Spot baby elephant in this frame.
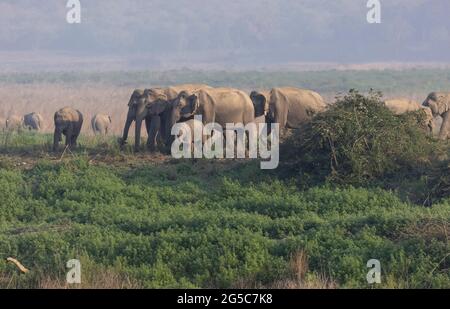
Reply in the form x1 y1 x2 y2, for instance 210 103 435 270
24 112 44 131
91 114 112 135
53 107 84 151
5 115 23 131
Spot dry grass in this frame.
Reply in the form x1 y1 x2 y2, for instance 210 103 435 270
0 263 141 289
0 82 428 137
399 218 449 242
233 250 337 289
271 251 337 289
0 83 133 135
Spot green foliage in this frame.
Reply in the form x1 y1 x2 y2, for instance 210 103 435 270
0 158 448 288
282 90 440 186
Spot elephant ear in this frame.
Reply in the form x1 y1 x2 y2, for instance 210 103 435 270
436 93 450 114
128 89 144 106
182 94 199 117
148 98 167 115
250 91 268 118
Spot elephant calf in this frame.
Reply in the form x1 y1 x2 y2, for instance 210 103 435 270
91 114 112 135
24 112 44 131
5 115 23 131
53 107 84 151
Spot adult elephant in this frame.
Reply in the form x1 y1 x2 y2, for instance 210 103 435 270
91 114 112 135
422 92 450 140
24 112 44 131
53 107 83 151
169 88 255 130
384 99 435 134
5 115 23 131
252 87 327 132
250 90 270 124
120 84 211 152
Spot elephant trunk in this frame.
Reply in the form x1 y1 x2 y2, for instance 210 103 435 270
169 108 181 137
135 118 143 152
121 112 134 145
53 127 62 151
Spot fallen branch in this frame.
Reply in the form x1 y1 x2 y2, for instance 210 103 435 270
6 257 29 273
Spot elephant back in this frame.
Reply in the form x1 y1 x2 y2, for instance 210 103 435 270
384 99 421 115
269 87 326 127
55 107 82 123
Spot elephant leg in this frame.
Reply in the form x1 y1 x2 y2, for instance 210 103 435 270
71 134 79 149
53 128 62 151
65 127 73 148
439 111 450 140
147 116 161 152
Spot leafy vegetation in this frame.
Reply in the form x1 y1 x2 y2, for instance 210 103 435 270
0 89 449 289
0 152 448 288
281 90 449 205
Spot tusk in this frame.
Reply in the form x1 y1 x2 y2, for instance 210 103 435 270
7 257 29 273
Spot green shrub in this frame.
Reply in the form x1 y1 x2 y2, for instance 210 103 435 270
281 90 439 186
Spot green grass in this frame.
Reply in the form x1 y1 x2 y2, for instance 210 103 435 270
0 131 449 288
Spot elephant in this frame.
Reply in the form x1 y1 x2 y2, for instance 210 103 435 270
23 112 44 131
91 114 112 135
250 90 270 125
169 87 255 130
53 107 84 151
120 84 211 152
5 115 23 131
252 87 327 132
384 99 435 134
422 92 450 140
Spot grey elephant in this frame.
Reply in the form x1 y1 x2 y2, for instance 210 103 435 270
384 99 435 134
169 88 255 131
120 84 211 152
422 92 450 139
250 90 270 125
91 114 112 135
251 87 327 132
24 112 44 131
53 107 84 151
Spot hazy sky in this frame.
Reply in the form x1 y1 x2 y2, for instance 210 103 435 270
0 0 449 69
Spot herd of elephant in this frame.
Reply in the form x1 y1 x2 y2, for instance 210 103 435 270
4 84 450 152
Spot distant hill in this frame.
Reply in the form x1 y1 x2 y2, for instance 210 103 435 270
1 0 450 70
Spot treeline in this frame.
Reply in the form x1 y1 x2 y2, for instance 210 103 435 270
1 69 450 94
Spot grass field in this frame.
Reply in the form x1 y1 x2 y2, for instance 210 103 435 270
0 71 449 289
0 129 449 289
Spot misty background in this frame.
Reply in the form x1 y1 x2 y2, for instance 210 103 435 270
0 0 449 71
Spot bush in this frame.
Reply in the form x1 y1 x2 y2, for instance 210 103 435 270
281 90 439 186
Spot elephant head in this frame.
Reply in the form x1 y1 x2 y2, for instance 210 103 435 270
422 92 450 139
250 91 269 119
120 89 144 146
423 92 449 117
121 88 170 151
169 91 200 131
